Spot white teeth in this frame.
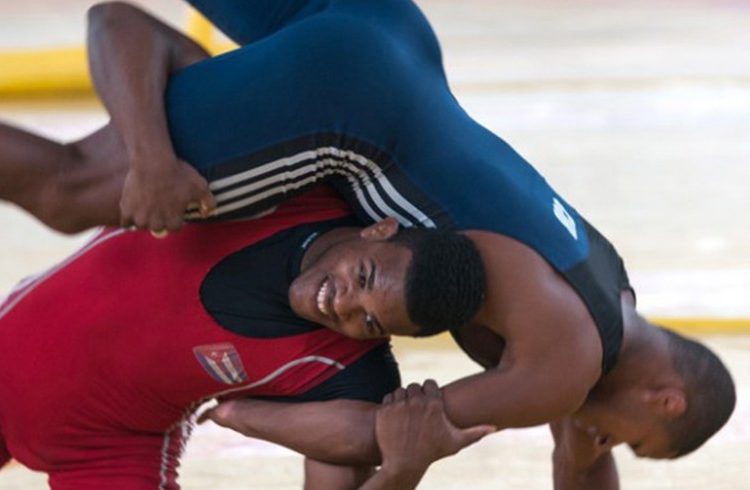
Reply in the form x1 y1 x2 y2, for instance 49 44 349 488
317 280 330 316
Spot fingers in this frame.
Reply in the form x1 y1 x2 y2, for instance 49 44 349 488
143 211 182 235
383 380 440 406
422 379 440 399
164 213 184 233
385 383 423 405
118 203 137 230
391 387 407 403
122 214 162 233
119 202 169 234
120 205 183 238
406 382 423 399
118 161 212 235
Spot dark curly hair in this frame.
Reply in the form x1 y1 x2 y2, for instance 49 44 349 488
389 229 486 337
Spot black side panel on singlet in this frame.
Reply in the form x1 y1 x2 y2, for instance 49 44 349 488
200 216 358 338
289 343 401 403
200 216 400 403
561 220 632 374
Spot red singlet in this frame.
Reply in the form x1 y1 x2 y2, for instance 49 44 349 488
0 187 382 489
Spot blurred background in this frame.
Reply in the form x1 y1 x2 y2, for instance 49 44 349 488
1 0 748 488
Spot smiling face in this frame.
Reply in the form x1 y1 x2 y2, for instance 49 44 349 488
288 220 421 340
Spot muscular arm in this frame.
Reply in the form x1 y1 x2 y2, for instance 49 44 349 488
550 419 620 490
210 338 593 466
209 260 601 469
304 458 423 490
214 381 493 490
304 459 375 490
87 2 215 230
210 399 380 465
87 2 207 167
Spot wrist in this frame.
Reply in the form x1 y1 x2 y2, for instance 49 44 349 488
124 133 176 170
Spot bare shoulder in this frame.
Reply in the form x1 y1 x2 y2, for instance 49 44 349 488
467 231 602 377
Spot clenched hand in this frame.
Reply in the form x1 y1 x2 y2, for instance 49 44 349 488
119 158 216 235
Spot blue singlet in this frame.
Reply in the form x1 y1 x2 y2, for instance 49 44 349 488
165 0 630 373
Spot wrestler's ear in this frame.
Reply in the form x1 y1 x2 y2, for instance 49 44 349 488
360 217 400 241
644 388 687 419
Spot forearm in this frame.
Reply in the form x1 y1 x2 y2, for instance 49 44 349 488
221 366 584 464
358 465 426 490
86 2 207 167
212 399 381 465
303 458 425 490
441 363 589 430
212 381 492 490
304 459 375 490
553 450 619 490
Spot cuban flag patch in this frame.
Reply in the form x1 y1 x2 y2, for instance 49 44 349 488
193 343 249 385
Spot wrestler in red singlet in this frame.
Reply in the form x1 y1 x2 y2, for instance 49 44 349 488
0 187 393 489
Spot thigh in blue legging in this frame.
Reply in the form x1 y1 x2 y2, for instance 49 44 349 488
166 4 453 227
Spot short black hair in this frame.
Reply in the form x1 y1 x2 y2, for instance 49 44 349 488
389 229 486 337
660 327 736 457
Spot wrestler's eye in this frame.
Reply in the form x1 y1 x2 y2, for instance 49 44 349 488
364 314 376 335
364 313 385 338
358 262 367 288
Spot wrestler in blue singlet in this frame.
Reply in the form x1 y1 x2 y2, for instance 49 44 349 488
165 0 630 373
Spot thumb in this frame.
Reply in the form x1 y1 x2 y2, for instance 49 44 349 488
457 424 497 449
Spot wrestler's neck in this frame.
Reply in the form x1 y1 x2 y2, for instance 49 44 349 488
594 303 674 393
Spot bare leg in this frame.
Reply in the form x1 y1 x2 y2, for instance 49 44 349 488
0 121 127 233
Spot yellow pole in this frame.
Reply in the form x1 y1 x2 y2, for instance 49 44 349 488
650 317 750 335
185 9 214 50
185 9 236 55
0 8 236 98
0 47 91 97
